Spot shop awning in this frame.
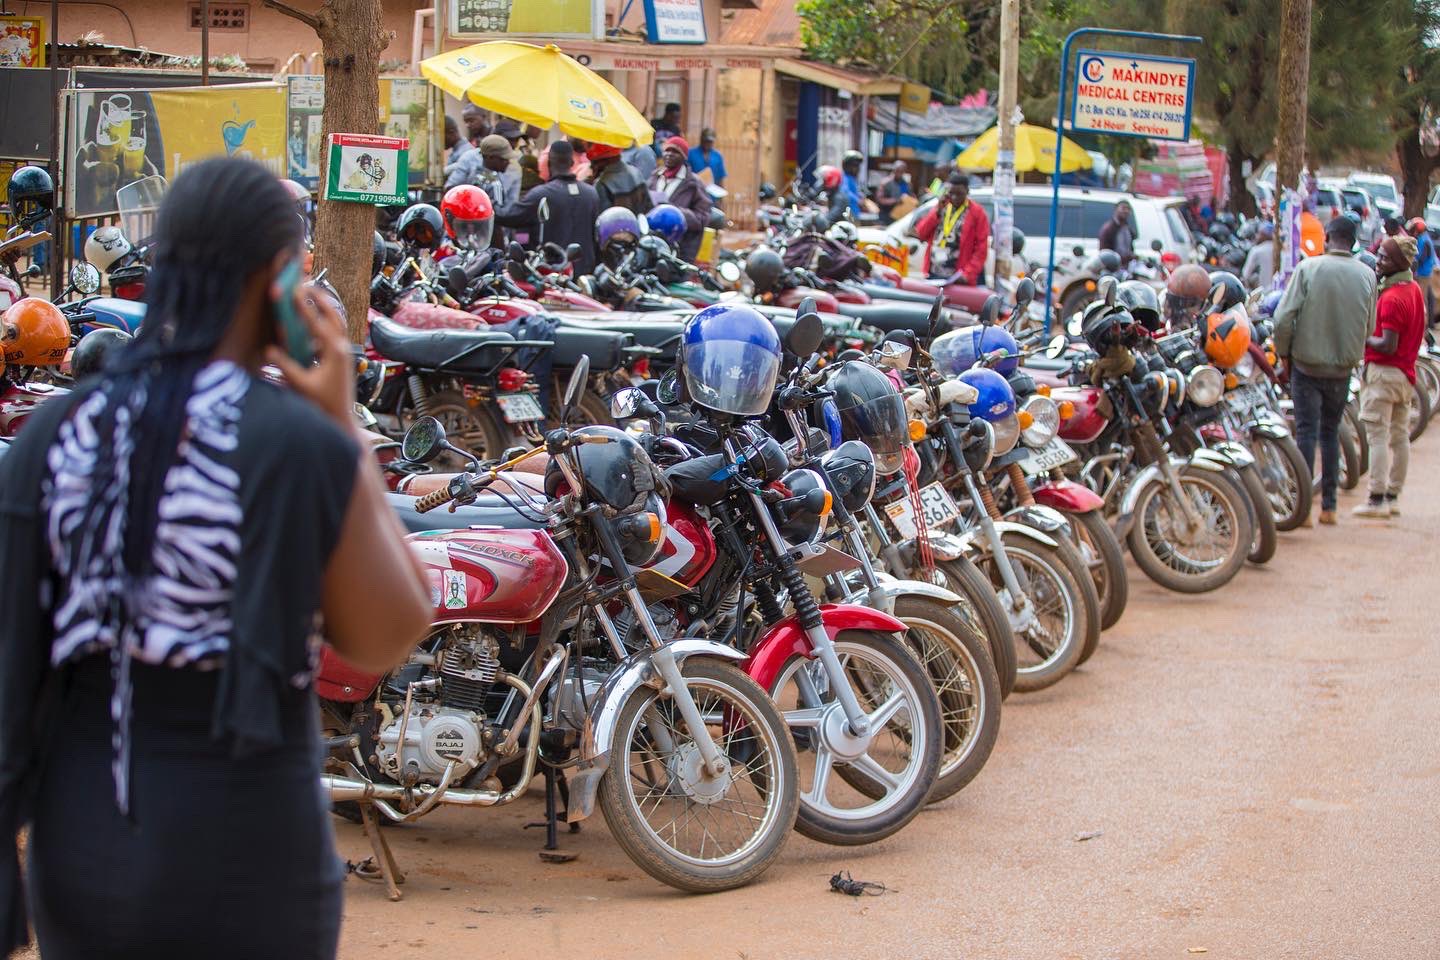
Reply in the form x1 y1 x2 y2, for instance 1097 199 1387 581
552 39 796 72
774 59 903 96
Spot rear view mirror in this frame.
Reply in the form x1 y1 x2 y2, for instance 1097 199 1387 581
538 196 551 223
978 294 1002 327
784 310 824 358
656 367 681 405
1151 238 1164 252
926 296 944 339
402 416 446 463
566 242 583 263
447 266 468 298
758 182 777 201
1013 277 1035 313
508 240 527 263
1072 244 1085 257
560 355 589 424
717 260 742 284
1045 334 1068 359
609 386 644 419
875 335 913 371
70 261 101 295
1066 314 1084 337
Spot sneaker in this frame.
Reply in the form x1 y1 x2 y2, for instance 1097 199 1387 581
1319 509 1338 525
1386 496 1400 516
1353 500 1391 519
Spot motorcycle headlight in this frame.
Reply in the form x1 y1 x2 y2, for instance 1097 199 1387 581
1020 395 1059 447
1187 364 1225 407
990 412 1020 456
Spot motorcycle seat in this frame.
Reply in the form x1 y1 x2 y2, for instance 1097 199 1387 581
832 301 949 335
854 283 940 305
86 296 147 334
550 325 633 370
387 492 544 534
370 315 520 375
1022 356 1074 373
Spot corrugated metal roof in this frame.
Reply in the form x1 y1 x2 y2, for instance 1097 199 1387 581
721 0 801 47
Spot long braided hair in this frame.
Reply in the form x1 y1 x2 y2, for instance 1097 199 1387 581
81 157 304 580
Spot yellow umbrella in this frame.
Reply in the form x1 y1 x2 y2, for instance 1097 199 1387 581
953 124 1092 174
421 42 653 148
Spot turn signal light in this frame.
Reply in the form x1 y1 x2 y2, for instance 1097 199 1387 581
819 490 834 517
1035 383 1051 396
641 512 663 543
908 419 927 441
1057 400 1075 420
356 357 369 374
1084 280 1097 292
1017 410 1035 430
1224 373 1239 390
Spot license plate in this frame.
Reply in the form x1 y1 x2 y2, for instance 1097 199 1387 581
1017 437 1077 473
1226 384 1266 413
497 393 545 423
883 482 961 540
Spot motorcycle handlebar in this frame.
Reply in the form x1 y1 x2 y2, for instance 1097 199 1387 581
414 485 453 514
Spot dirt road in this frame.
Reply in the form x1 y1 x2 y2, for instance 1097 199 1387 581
338 440 1440 960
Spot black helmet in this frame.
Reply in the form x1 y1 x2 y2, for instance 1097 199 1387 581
1080 301 1140 354
396 203 443 249
70 327 132 380
1208 222 1232 243
1010 228 1026 257
1115 280 1163 332
746 247 786 294
7 165 53 231
1206 271 1246 313
372 230 386 276
825 360 908 476
773 467 832 544
707 208 727 231
820 440 877 514
543 426 669 564
1096 249 1123 274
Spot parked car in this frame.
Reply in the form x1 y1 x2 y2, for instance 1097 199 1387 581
1346 171 1400 219
1319 179 1382 246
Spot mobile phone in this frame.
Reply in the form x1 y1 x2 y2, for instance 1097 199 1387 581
274 258 314 365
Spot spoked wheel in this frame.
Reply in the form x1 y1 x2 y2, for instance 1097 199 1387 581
770 630 941 846
1067 509 1129 637
1416 355 1440 413
1339 405 1365 489
1126 465 1252 593
598 659 798 892
931 558 1018 699
406 389 508 471
975 534 1088 693
1410 379 1432 442
1235 465 1278 565
890 596 1001 804
1249 432 1311 530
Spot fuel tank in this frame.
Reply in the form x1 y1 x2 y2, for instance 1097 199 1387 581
1052 385 1109 444
409 528 568 625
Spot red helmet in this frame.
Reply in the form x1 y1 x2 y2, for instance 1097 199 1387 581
441 184 495 251
815 165 842 191
1408 217 1428 236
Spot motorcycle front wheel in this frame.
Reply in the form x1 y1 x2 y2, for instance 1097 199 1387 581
1068 509 1129 638
1127 465 1252 594
769 630 941 846
599 659 798 893
975 534 1088 693
932 557 1019 699
1249 432 1311 530
890 595 1002 803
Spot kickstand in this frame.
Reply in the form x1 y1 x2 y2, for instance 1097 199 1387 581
357 802 406 901
524 766 580 862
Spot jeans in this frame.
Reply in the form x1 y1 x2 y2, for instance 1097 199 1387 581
1359 363 1412 499
1291 368 1351 511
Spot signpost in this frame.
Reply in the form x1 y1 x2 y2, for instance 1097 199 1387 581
1042 29 1202 334
642 0 707 44
323 134 409 206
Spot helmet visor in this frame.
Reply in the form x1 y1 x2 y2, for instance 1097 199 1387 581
451 218 494 251
683 339 780 415
842 393 908 462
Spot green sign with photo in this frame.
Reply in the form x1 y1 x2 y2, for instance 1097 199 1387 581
322 133 408 205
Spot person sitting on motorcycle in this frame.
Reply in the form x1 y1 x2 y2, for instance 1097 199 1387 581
839 150 866 217
813 165 849 226
912 172 990 287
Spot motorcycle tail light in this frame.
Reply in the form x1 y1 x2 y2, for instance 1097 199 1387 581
114 282 145 300
632 356 650 379
497 368 530 392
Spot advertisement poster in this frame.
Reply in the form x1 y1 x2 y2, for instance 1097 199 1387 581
323 134 408 205
448 0 597 38
0 16 44 68
70 84 285 218
286 76 433 191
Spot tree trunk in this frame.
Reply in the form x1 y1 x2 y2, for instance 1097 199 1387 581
1396 130 1437 220
266 0 388 342
1274 0 1311 281
1227 150 1257 216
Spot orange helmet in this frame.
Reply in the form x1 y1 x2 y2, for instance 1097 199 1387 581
2 298 69 367
1202 307 1251 369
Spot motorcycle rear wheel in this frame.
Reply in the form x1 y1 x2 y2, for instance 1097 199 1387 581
770 630 941 846
890 596 1002 803
1235 465 1278 565
1053 535 1103 664
1068 509 1129 638
598 659 798 893
933 558 1019 700
1127 465 1251 594
408 388 508 469
975 535 1088 693
1250 433 1311 530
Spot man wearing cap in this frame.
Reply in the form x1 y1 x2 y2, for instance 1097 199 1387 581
478 134 519 246
647 136 712 261
1354 233 1426 518
495 140 600 273
589 142 651 214
1406 217 1436 322
1241 220 1275 290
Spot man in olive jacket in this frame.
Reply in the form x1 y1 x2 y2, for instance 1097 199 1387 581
1272 215 1377 524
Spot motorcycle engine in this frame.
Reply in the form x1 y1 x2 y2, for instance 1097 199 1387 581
374 628 504 783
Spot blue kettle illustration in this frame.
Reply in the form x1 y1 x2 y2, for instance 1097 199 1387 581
222 118 255 156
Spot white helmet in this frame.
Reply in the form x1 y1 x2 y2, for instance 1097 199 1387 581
84 225 132 272
826 220 858 245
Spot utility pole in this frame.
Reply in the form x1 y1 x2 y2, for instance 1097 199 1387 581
1273 0 1311 284
992 0 1019 290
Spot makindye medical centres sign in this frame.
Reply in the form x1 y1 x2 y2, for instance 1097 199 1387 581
1070 50 1194 141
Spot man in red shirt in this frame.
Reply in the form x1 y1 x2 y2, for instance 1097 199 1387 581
913 172 990 286
1355 233 1426 518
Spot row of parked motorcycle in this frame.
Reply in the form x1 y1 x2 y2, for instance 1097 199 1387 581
0 164 1431 895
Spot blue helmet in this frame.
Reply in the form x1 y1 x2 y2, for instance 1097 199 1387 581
957 368 1016 422
646 203 686 245
1257 289 1284 318
931 324 1020 377
680 304 781 416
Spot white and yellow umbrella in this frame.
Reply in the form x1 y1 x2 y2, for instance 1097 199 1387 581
421 41 653 148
